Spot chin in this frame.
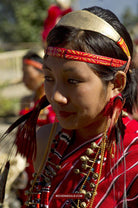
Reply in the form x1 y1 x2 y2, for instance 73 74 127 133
58 119 76 130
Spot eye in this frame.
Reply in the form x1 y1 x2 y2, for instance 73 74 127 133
68 79 81 84
45 76 54 82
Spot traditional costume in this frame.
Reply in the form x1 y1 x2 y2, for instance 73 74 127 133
0 9 138 208
26 115 138 208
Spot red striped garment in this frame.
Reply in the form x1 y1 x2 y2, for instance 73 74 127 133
29 116 138 208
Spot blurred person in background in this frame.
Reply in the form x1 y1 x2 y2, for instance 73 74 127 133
41 0 72 48
20 50 56 125
11 51 56 208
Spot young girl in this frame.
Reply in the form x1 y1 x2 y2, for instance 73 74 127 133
1 6 138 208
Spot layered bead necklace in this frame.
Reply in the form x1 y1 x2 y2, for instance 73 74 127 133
25 122 114 208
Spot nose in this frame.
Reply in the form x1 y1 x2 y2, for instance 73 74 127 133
51 86 68 104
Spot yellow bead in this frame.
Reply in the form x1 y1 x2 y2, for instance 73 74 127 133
91 142 99 149
80 155 88 162
74 169 80 174
86 148 94 155
79 189 86 195
93 172 99 179
90 183 96 188
86 191 92 199
80 201 87 208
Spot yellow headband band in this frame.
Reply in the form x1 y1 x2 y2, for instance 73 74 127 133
57 10 130 59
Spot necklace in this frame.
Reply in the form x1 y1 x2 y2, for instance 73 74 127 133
25 124 113 208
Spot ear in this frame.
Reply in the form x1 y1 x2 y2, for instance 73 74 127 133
112 71 126 97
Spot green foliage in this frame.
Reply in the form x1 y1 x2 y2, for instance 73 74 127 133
0 82 20 116
0 0 55 43
122 7 138 28
0 96 20 117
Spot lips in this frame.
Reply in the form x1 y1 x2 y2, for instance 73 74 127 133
58 111 76 118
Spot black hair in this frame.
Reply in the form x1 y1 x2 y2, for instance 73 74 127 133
46 6 137 114
23 50 43 65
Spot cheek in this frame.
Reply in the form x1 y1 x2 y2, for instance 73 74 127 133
44 82 52 101
73 84 107 113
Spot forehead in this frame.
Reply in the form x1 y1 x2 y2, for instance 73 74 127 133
44 55 94 74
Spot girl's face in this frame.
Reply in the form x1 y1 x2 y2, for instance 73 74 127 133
43 55 114 134
22 64 43 91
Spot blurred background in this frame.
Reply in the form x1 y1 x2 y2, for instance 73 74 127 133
0 0 137 207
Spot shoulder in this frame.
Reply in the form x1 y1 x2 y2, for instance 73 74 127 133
34 123 61 172
122 115 138 150
123 115 138 135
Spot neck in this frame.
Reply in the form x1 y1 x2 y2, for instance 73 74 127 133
75 116 109 145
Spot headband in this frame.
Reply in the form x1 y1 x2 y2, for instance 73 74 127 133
46 47 127 68
23 59 43 72
46 10 131 72
57 10 130 58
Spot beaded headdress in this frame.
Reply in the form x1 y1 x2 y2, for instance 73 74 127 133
46 10 131 72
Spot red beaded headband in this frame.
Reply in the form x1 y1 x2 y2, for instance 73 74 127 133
23 59 43 71
46 46 127 68
46 10 131 72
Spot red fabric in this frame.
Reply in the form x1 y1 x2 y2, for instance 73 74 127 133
19 103 56 207
48 117 138 207
19 104 56 126
27 116 138 207
42 5 72 42
19 159 34 208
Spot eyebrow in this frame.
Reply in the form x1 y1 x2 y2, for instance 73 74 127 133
43 63 51 71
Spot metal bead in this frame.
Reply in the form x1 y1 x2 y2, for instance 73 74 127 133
80 155 88 162
90 183 96 188
82 163 92 170
80 201 87 208
86 148 94 155
48 160 61 169
56 165 61 169
80 155 94 163
74 168 87 176
24 201 34 206
91 142 99 149
86 191 92 199
74 169 80 174
93 172 99 179
79 189 86 195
